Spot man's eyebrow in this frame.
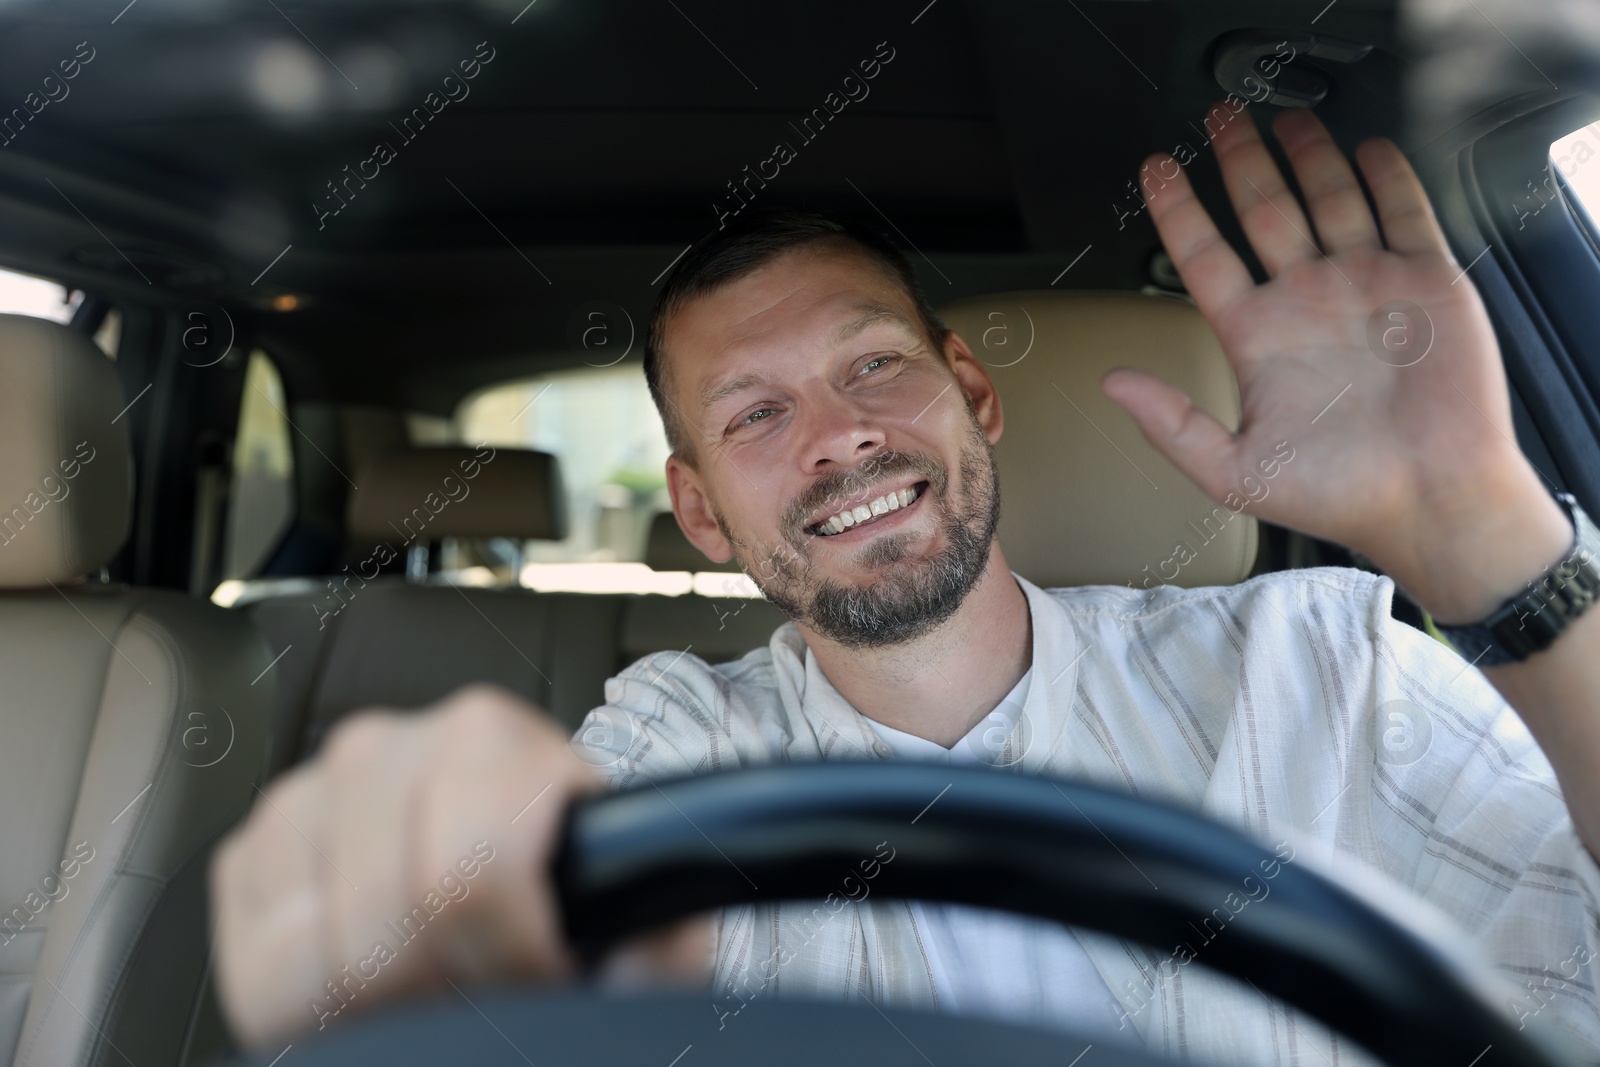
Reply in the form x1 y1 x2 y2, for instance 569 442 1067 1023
700 372 770 412
830 303 920 345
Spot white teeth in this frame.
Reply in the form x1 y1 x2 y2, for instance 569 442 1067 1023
815 483 924 535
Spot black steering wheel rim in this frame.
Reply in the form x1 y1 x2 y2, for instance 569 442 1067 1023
551 761 1584 1067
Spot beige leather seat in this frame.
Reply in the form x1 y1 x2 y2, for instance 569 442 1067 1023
250 463 793 771
0 315 275 1067
247 446 624 765
938 291 1257 587
619 512 788 665
639 510 740 575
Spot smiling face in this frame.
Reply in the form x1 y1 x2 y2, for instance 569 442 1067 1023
661 239 1004 649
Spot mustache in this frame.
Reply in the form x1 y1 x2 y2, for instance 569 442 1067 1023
782 449 947 538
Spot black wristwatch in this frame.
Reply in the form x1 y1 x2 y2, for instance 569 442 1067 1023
1436 491 1600 667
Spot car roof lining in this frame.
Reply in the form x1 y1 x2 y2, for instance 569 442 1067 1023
0 0 1580 415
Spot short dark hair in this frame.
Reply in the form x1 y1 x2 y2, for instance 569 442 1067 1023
644 209 948 464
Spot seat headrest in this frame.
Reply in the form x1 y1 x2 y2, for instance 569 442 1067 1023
347 446 567 542
643 510 738 572
938 291 1257 589
0 314 132 587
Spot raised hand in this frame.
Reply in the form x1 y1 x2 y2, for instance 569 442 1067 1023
1100 103 1569 622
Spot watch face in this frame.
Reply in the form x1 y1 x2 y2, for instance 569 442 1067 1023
1554 507 1600 615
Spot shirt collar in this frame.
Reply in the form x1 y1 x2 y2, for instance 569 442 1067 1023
1013 572 1085 774
868 666 1034 766
768 572 1082 771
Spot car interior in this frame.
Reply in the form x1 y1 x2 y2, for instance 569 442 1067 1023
0 0 1598 1065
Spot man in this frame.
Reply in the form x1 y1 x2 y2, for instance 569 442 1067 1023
211 104 1600 1064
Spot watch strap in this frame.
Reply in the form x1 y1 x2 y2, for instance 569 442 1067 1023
1437 492 1600 667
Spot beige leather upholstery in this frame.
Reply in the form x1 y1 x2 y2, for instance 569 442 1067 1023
642 511 738 572
251 446 620 764
248 504 784 767
0 317 274 1067
618 592 787 667
346 446 566 542
247 574 785 772
939 291 1257 588
0 315 133 587
249 583 625 760
631 511 785 662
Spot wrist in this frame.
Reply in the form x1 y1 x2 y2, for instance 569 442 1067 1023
1369 464 1575 624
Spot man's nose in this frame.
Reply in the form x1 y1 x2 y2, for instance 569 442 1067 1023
799 390 887 473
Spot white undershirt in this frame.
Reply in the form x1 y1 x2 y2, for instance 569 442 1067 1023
865 669 1131 1038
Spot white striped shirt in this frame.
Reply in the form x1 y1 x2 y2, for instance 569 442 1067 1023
864 667 1137 1044
574 567 1600 1065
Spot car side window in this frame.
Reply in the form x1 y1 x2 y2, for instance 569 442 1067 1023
222 349 296 578
1542 122 1600 228
0 264 76 324
91 308 121 358
0 266 118 358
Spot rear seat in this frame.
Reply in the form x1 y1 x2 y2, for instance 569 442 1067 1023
244 449 785 773
619 512 787 664
250 581 625 769
245 446 620 769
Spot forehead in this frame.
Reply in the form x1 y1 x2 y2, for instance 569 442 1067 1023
664 244 921 393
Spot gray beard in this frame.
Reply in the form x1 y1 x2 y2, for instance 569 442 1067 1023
717 419 1001 651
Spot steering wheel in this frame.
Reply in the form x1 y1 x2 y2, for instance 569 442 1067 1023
228 763 1589 1067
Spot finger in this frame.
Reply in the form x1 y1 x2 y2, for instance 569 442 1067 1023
211 766 336 1049
416 687 599 982
1355 137 1452 258
1210 103 1322 275
320 711 436 1003
1139 152 1256 322
1272 109 1382 254
1101 366 1240 503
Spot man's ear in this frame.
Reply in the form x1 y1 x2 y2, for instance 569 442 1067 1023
944 331 1004 446
665 455 735 565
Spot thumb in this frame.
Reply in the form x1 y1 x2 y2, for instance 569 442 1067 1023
1100 366 1239 503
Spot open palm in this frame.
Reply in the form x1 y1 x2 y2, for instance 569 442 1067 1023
1101 105 1525 567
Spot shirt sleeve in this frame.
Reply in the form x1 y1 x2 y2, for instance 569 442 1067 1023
567 646 790 790
569 648 781 986
1365 594 1600 1048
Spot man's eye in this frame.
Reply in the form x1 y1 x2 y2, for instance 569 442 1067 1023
857 355 896 376
741 407 777 425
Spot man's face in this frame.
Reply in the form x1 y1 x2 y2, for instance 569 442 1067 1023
662 242 1004 649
